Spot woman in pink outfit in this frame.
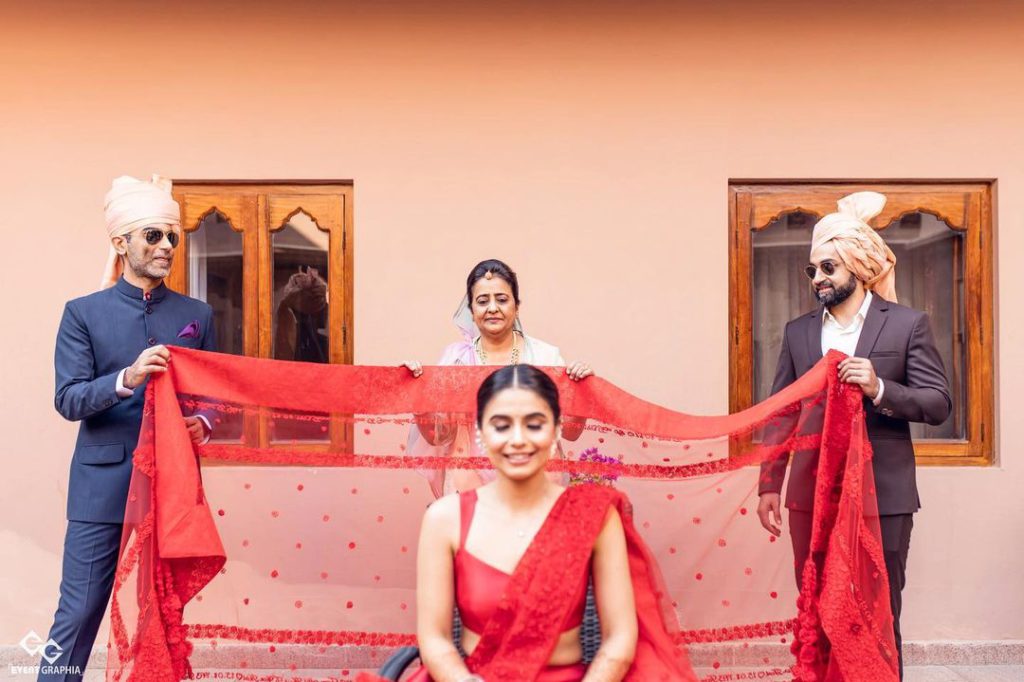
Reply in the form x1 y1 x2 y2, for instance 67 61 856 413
403 259 593 497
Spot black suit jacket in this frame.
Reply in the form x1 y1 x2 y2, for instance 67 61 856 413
759 294 951 515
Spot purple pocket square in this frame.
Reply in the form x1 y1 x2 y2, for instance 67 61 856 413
177 320 201 339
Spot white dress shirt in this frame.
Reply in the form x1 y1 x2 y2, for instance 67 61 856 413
821 291 885 404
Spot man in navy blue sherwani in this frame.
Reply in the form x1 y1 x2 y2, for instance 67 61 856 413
39 175 216 680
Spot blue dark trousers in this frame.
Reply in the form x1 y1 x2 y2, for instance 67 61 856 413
39 521 122 681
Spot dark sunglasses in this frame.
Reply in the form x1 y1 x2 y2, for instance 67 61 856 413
128 227 180 248
804 260 838 280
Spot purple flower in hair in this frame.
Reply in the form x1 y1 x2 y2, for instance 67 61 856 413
569 447 622 488
177 320 201 339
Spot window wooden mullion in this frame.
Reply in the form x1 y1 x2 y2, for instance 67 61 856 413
729 188 754 415
951 233 964 440
254 192 272 450
342 189 354 364
327 210 349 451
256 193 274 359
238 199 260 358
981 188 996 459
327 206 347 365
964 190 992 461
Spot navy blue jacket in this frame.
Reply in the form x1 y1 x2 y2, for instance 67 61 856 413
55 277 216 523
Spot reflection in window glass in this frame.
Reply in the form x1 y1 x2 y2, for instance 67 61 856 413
752 211 965 440
752 211 817 403
189 211 244 355
885 213 965 439
272 211 330 442
272 211 330 364
188 211 245 442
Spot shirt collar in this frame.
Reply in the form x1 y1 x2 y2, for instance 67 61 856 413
823 291 873 328
114 276 168 302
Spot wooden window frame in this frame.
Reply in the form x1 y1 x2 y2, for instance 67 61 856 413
167 180 355 452
729 180 995 466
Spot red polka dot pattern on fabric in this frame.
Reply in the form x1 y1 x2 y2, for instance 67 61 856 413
111 352 882 680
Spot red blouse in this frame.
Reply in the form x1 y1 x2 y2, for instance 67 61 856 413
454 489 589 634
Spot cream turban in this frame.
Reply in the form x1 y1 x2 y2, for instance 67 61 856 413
810 191 898 303
100 174 181 289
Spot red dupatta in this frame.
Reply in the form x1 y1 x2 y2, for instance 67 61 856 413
107 348 896 682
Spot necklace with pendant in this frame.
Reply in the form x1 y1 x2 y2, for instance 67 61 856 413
513 515 539 539
476 331 520 365
509 490 557 540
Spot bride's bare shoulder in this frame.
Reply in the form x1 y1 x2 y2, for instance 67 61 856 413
422 491 461 527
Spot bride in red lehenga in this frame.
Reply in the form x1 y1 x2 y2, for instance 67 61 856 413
392 364 697 682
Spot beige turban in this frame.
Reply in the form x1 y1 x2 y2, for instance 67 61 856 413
810 191 898 303
100 174 181 289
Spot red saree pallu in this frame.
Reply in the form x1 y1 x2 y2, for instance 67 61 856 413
107 348 897 682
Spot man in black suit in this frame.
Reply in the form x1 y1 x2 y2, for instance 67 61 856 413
757 192 951 679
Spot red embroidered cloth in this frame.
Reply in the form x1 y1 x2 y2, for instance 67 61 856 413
107 348 897 682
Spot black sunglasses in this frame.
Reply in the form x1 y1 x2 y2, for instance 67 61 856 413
804 260 839 280
128 227 180 248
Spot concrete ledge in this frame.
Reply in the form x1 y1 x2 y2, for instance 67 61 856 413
903 641 1024 666
3 640 1022 670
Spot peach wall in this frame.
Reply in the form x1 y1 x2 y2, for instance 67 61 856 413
1 0 1021 645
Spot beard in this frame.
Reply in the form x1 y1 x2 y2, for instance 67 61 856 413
814 274 857 307
125 250 173 280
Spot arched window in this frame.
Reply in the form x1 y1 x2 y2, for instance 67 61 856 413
729 181 994 465
169 181 354 451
